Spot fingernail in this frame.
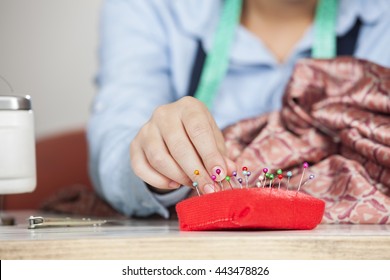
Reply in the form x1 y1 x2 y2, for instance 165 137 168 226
202 184 215 194
212 166 226 180
168 181 180 189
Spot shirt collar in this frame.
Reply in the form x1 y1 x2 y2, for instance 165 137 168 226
174 0 386 66
337 0 384 34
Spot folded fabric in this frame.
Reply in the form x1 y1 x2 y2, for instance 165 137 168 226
222 58 390 224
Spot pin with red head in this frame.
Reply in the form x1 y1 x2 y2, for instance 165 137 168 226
276 169 283 189
214 168 224 190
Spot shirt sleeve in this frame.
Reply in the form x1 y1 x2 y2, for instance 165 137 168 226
87 0 190 218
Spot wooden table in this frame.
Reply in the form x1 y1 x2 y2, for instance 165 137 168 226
1 211 389 259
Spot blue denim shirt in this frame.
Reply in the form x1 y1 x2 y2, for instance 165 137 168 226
88 0 390 218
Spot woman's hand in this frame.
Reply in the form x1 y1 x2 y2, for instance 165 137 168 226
130 96 236 194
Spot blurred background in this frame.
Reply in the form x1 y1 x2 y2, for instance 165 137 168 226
0 0 101 138
0 0 102 210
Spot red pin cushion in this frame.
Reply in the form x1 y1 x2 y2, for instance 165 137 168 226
176 188 325 231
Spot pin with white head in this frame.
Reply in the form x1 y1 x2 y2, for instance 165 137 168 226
297 162 309 192
286 171 293 190
276 169 283 190
192 182 200 196
301 174 315 188
262 168 268 188
256 174 264 188
242 167 250 188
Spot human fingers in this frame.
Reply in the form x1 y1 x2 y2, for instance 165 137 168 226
130 139 180 190
150 102 216 194
207 112 227 156
180 104 228 182
225 157 237 174
158 117 216 194
140 124 194 188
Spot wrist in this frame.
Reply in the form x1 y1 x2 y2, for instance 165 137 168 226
146 183 177 194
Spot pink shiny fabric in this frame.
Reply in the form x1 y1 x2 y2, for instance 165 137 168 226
224 58 390 224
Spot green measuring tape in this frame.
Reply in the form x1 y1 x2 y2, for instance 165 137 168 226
194 0 338 109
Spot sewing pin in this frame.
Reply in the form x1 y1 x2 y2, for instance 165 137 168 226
301 174 315 188
237 178 243 189
277 175 283 189
225 176 234 190
262 168 268 188
297 162 309 192
276 169 283 189
242 167 248 188
246 171 251 188
210 174 219 191
230 170 239 188
286 171 292 190
257 174 264 188
269 174 275 188
215 168 224 190
265 172 270 187
192 169 200 196
193 170 201 196
192 182 200 196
